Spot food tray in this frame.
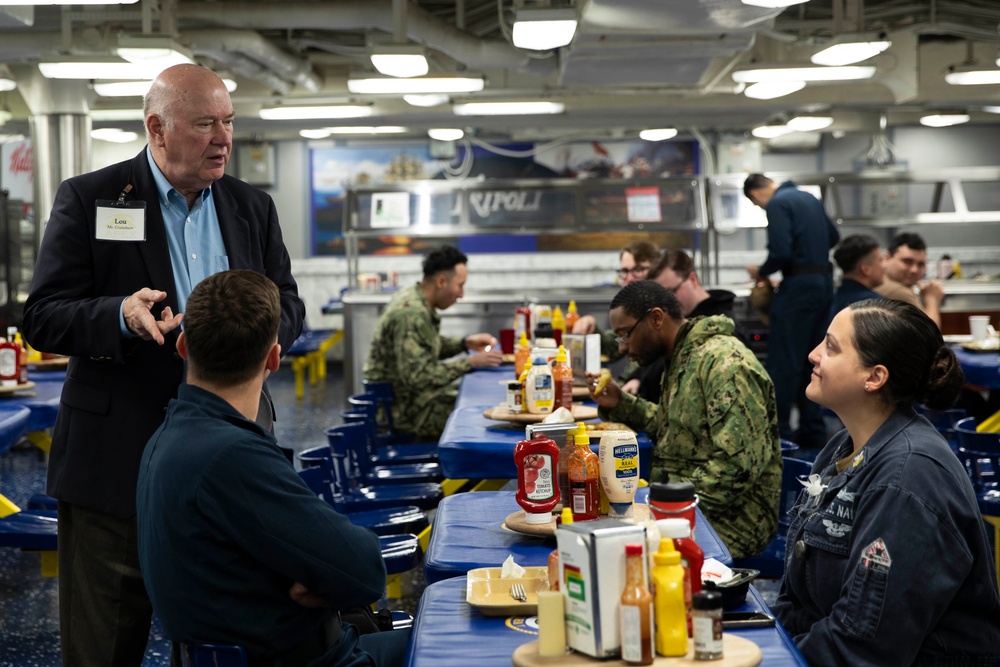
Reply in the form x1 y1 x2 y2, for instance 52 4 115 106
502 502 651 538
512 635 762 667
483 405 598 425
466 566 550 616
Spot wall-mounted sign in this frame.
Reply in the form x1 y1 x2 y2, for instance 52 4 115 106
370 192 411 228
625 186 662 223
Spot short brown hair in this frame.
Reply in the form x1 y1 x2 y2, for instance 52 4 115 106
620 241 660 265
649 248 694 281
183 270 280 385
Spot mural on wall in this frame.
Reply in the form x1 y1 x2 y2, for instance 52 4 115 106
310 139 699 256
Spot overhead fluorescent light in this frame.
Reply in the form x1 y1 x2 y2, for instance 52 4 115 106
743 81 805 99
0 109 12 126
741 0 809 7
348 76 485 95
91 108 144 121
0 78 16 92
300 129 331 139
983 106 1000 114
93 78 236 97
944 68 1000 86
39 61 161 80
733 65 876 83
787 115 834 132
91 128 140 143
512 7 578 51
919 113 970 128
639 128 678 141
370 45 429 78
428 128 464 141
258 105 372 120
453 101 564 116
751 123 793 139
116 35 194 70
811 39 891 66
403 94 449 107
325 126 407 134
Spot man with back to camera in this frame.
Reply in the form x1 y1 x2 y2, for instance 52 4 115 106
744 173 839 449
588 281 781 558
623 248 751 402
828 234 885 325
22 64 304 667
364 245 502 438
875 232 945 327
137 270 406 667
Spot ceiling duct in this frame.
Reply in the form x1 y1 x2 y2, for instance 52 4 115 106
177 0 557 76
183 30 321 92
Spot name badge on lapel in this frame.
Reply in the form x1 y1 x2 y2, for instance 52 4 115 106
95 184 146 242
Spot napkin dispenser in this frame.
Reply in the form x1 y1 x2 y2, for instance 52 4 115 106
556 518 646 658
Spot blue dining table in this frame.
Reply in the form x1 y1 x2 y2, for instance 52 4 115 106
952 345 1000 390
423 489 732 584
440 366 652 481
406 577 808 667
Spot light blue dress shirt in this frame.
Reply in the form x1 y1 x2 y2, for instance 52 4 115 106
119 148 229 335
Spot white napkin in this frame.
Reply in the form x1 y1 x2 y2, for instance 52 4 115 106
701 558 735 585
501 554 526 579
542 407 574 424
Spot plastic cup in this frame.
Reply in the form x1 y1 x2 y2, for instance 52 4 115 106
970 316 991 344
499 328 516 354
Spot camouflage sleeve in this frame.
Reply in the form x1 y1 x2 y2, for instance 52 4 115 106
439 335 465 359
603 390 661 437
684 353 773 516
387 313 470 396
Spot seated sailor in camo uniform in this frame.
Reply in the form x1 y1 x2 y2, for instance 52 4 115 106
363 245 502 439
587 280 782 559
774 298 1000 666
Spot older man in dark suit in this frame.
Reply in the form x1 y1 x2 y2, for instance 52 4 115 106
22 64 304 667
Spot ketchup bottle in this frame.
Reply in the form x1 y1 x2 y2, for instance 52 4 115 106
513 436 560 525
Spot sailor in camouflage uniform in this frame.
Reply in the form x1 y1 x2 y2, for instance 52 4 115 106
363 246 502 438
590 281 781 558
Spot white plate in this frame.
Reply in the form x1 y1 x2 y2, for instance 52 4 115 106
943 334 974 344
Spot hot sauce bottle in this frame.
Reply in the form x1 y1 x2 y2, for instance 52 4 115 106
552 345 573 411
568 423 600 518
620 543 655 665
513 436 560 525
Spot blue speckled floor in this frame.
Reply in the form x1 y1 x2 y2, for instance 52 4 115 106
0 362 345 666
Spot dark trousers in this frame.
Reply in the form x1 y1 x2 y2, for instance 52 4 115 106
766 274 832 446
58 501 153 667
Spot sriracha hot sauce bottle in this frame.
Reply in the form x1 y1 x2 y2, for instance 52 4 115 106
513 436 560 525
552 345 573 411
568 422 600 518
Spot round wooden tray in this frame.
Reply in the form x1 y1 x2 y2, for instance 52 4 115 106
503 502 650 537
28 357 69 370
512 635 762 667
0 381 37 396
483 405 598 425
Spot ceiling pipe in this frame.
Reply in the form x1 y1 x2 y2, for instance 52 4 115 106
176 0 557 75
183 29 321 92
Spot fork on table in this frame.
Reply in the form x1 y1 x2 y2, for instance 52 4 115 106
509 583 526 602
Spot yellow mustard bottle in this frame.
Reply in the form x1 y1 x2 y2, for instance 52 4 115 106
652 538 688 656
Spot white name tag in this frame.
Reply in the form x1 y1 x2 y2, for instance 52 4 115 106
95 200 146 241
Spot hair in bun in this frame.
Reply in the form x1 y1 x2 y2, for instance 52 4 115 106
848 298 964 410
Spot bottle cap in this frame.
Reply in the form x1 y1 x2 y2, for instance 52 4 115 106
518 332 529 348
532 356 548 365
656 518 691 539
653 538 681 566
692 590 723 610
525 511 554 525
649 481 696 503
555 345 567 363
568 300 577 313
574 422 590 446
625 543 644 556
560 507 574 525
534 321 555 339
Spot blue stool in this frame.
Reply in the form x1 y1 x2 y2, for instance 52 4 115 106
953 417 1000 592
346 394 439 464
338 412 443 484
